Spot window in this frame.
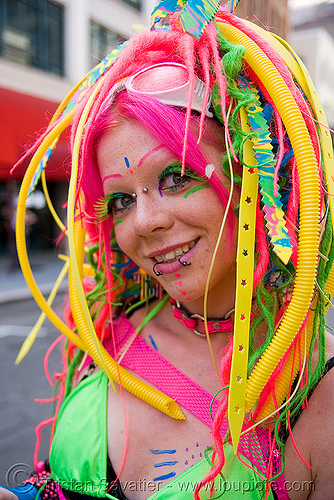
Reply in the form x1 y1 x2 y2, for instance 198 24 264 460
0 0 64 76
120 0 141 11
90 21 125 66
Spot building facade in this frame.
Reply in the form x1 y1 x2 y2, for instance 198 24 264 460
0 0 150 254
290 2 334 130
235 0 289 39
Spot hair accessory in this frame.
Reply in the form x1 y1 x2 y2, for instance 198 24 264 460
171 298 234 336
143 187 149 193
223 0 241 11
102 63 213 118
151 0 221 39
153 262 163 276
238 76 292 265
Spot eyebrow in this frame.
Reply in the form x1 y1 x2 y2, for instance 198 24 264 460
137 145 164 168
102 173 123 185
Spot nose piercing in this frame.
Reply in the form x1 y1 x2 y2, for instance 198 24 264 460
153 262 163 276
143 187 148 194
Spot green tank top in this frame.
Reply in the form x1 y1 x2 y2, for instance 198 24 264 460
50 371 273 500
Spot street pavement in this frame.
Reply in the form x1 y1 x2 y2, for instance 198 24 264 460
0 249 66 485
0 248 67 305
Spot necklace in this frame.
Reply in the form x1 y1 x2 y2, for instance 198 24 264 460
170 298 234 337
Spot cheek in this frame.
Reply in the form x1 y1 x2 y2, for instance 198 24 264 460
114 222 132 255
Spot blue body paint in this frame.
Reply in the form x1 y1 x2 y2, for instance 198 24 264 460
150 449 176 455
149 335 158 351
124 157 130 168
154 461 178 468
150 449 177 482
153 472 176 482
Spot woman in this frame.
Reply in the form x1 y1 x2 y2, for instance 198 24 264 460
2 3 334 500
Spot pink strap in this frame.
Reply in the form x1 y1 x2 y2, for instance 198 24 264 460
170 298 234 334
103 315 227 431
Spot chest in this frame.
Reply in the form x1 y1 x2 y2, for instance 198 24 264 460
106 376 215 500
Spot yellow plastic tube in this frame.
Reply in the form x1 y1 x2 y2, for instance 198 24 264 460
41 170 66 233
243 21 334 237
238 25 334 421
67 221 184 419
16 110 85 351
217 22 320 445
255 310 315 422
15 259 70 364
66 76 184 420
67 219 106 370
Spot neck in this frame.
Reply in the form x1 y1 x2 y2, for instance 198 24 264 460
179 283 236 319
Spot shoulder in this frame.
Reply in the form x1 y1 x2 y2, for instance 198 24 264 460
284 332 334 499
0 489 19 500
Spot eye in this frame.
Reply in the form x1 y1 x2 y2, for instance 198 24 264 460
94 193 136 220
159 162 206 193
108 193 136 214
160 172 191 192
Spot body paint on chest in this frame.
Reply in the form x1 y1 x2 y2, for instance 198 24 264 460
149 449 178 482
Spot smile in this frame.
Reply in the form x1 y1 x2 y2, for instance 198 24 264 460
154 239 198 263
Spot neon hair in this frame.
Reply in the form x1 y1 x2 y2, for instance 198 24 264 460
15 5 334 493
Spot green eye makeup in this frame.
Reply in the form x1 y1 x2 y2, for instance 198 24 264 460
158 162 205 182
94 193 134 220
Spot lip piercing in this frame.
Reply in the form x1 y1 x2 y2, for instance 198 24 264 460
143 187 149 194
178 258 191 267
153 262 163 276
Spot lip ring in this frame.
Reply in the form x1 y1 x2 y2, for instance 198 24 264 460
178 258 191 267
153 262 163 276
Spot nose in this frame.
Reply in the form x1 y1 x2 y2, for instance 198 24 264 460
133 192 174 236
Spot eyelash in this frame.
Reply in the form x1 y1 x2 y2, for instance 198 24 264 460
159 170 191 193
94 193 134 220
94 164 204 220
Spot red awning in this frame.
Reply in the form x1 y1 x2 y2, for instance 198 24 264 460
0 87 70 182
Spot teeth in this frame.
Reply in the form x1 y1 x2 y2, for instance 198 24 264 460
165 250 176 260
154 239 197 263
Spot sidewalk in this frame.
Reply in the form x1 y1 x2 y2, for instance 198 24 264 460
0 249 67 304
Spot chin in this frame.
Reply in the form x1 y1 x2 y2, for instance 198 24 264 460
165 283 206 304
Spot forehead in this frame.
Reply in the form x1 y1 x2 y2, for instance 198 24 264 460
97 119 162 171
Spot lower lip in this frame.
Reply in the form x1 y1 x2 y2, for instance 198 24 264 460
152 241 198 275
